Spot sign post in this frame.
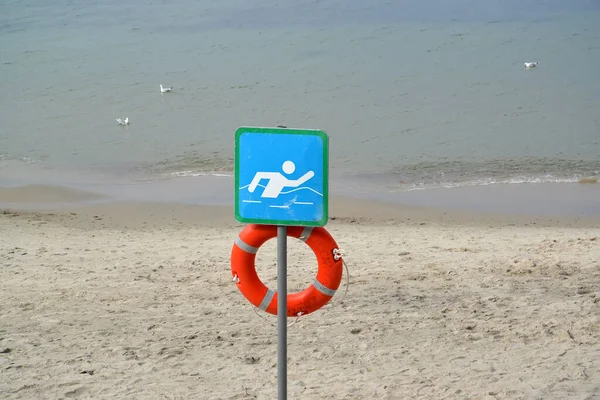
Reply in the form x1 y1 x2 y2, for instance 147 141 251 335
277 225 287 398
234 126 329 400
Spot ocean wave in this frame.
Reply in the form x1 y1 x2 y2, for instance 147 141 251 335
0 154 42 165
138 150 234 178
400 174 595 192
170 170 233 178
346 158 600 192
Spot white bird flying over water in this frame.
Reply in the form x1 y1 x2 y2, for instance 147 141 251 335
116 117 129 125
159 84 172 93
524 61 539 69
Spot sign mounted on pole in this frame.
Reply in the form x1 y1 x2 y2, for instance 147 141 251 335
234 126 329 227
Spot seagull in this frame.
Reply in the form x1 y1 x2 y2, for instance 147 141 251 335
159 84 172 93
116 117 129 125
524 61 539 69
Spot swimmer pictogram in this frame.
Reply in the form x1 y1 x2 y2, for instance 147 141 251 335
248 160 315 199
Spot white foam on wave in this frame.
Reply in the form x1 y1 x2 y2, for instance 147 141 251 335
170 170 233 178
0 154 41 165
400 174 589 192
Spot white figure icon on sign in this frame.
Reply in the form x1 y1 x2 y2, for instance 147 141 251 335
248 160 314 198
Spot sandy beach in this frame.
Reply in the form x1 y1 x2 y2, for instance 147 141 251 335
1 198 599 399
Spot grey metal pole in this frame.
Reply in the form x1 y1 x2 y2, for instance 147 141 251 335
277 225 288 400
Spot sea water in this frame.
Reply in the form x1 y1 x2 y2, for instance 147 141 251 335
1 0 599 206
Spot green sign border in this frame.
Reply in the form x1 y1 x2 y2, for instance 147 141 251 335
234 126 329 227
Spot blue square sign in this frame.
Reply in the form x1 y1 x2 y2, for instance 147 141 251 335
235 126 329 227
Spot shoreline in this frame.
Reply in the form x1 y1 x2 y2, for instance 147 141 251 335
2 183 600 229
2 166 599 222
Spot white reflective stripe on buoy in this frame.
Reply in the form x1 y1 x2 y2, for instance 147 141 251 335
312 279 336 297
258 289 276 311
299 227 313 242
235 237 258 254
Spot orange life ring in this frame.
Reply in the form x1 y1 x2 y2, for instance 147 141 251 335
231 224 343 317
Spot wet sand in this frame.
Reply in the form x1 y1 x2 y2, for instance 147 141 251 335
1 175 599 218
